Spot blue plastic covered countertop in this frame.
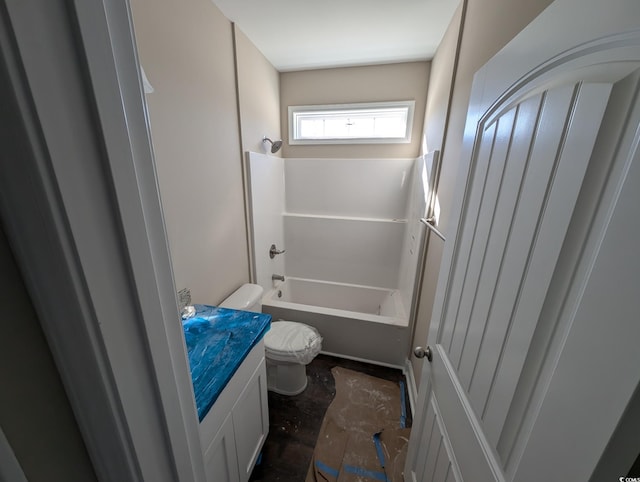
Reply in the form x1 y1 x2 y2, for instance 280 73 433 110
182 304 271 421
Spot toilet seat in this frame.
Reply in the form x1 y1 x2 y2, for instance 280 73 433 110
264 321 322 364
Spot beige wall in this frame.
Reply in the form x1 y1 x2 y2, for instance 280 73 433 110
421 4 464 157
411 4 464 385
131 0 249 304
234 26 282 156
0 225 97 481
280 62 430 158
435 0 553 236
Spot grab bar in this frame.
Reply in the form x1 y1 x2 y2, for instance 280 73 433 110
419 217 446 242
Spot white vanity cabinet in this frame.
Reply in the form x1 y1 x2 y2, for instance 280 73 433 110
199 340 269 482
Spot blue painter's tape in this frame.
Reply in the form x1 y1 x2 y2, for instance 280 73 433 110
315 460 339 478
373 432 386 468
399 380 407 428
343 464 388 481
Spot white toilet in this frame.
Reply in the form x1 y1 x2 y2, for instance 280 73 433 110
220 283 322 396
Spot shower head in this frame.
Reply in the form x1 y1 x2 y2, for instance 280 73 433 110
263 136 283 154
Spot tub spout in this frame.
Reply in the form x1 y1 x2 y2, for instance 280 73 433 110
272 274 285 282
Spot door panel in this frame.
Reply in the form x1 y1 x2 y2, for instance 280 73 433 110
479 83 612 447
452 103 516 357
439 121 496 358
512 133 640 480
498 68 640 474
405 0 640 480
409 395 460 482
421 401 443 482
456 84 575 404
412 398 437 481
431 348 502 481
454 94 542 390
434 80 611 479
448 108 516 372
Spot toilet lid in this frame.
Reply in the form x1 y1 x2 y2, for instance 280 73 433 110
264 321 322 363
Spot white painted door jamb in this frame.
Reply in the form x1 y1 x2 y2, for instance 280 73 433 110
0 0 204 480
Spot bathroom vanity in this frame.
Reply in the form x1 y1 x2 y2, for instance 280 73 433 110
183 305 271 482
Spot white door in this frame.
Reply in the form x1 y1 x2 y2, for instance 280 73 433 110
405 1 640 481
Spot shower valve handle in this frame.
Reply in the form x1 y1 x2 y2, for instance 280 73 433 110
269 244 286 259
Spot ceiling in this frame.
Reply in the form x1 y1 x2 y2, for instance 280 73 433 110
212 0 460 72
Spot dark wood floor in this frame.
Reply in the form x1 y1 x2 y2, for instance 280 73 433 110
248 354 411 482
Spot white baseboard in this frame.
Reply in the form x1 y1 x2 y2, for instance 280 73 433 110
319 350 405 370
403 358 418 417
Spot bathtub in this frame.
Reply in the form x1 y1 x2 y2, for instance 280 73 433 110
262 277 410 367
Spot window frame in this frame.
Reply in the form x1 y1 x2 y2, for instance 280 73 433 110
288 101 415 145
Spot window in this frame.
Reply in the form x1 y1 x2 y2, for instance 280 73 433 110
289 101 415 145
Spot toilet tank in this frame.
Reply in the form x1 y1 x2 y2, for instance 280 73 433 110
219 283 263 313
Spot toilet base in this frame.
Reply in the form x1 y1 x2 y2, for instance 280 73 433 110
266 358 308 396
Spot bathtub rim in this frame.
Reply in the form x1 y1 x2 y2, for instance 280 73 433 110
262 277 409 328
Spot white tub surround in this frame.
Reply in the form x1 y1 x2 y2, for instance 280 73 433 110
245 152 285 290
285 158 413 218
266 278 406 323
263 278 409 367
283 214 406 288
397 154 430 321
245 155 426 366
283 157 414 288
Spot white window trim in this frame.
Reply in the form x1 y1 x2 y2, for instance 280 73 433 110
288 101 415 145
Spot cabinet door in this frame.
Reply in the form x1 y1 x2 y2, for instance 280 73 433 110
232 357 269 482
203 412 240 482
